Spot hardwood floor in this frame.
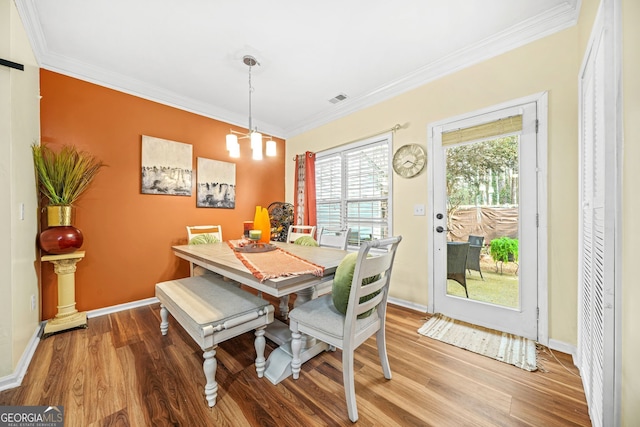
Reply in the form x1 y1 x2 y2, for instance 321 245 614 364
0 301 591 426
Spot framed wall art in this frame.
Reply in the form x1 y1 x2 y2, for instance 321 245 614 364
196 157 236 208
141 135 192 196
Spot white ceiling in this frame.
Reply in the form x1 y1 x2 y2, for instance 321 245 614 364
16 0 579 138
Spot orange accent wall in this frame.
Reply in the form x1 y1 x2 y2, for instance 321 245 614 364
39 70 285 319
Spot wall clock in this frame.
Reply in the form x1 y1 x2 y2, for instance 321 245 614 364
392 144 426 178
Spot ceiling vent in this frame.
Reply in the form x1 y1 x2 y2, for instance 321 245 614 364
329 93 348 104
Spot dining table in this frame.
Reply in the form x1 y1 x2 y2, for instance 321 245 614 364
171 240 348 384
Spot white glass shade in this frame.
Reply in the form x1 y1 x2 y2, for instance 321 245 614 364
229 141 240 158
226 133 238 151
266 140 277 156
251 131 262 150
252 145 263 160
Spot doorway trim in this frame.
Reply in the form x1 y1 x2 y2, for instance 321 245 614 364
426 92 549 346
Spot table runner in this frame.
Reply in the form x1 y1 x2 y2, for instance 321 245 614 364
228 241 324 282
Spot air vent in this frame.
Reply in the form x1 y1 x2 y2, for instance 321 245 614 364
329 93 348 104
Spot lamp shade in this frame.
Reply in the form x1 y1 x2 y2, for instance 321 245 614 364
252 146 263 160
226 133 238 151
229 142 240 158
266 140 277 156
251 131 262 150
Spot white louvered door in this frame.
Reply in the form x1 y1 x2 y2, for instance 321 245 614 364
577 2 619 425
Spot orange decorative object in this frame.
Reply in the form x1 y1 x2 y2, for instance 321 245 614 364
253 206 271 243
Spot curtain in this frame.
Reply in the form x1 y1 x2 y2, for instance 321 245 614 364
294 151 316 226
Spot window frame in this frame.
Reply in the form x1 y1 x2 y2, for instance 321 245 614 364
315 133 393 249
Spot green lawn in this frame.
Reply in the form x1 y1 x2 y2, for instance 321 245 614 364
446 258 519 308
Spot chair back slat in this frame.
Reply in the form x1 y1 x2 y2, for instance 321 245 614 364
345 236 402 331
187 225 223 243
286 225 317 243
318 227 350 250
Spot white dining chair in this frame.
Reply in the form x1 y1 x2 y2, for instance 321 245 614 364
286 225 317 244
279 224 318 318
288 236 402 422
186 225 223 276
318 226 351 250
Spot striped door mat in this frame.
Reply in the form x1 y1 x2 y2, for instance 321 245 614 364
418 313 537 371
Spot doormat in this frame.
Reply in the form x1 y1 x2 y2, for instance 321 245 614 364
418 313 537 371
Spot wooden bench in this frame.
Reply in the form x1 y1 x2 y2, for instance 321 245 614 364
156 275 274 407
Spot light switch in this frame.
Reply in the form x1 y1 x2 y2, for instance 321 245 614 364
413 204 425 216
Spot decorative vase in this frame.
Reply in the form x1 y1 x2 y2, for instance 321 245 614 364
38 205 84 254
253 206 271 243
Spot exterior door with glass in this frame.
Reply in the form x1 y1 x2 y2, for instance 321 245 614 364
429 99 541 340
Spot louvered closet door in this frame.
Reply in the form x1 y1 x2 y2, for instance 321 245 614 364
578 5 616 426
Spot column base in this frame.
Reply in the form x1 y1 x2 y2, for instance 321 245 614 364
42 311 88 338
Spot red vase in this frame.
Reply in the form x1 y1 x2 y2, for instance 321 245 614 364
39 226 84 254
38 205 84 254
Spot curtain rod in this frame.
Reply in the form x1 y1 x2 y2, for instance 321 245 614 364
292 123 403 160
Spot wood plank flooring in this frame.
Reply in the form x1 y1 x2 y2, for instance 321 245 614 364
0 301 591 426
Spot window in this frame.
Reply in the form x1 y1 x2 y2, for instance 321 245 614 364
315 134 392 247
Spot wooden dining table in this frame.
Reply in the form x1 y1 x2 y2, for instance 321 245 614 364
172 241 348 384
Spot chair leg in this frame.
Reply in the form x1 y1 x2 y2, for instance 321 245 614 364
254 326 267 378
342 347 358 422
203 346 218 407
290 327 302 379
160 304 169 335
376 327 392 380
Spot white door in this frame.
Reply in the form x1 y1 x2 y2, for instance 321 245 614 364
430 100 539 340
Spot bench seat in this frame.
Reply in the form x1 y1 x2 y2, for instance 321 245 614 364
156 275 274 407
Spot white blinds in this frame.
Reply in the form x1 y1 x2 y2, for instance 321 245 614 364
442 115 523 146
316 137 391 245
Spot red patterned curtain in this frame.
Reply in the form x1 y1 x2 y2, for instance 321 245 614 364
293 151 316 226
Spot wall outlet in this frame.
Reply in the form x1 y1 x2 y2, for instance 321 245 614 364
31 295 36 311
413 204 426 216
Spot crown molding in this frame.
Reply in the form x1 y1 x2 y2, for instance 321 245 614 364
283 1 581 138
16 0 579 140
40 50 287 136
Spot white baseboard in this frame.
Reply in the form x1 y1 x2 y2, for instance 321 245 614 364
547 338 578 365
388 296 428 313
0 324 43 392
0 297 160 392
86 297 159 318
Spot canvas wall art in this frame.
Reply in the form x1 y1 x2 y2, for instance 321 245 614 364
196 157 236 208
141 135 192 196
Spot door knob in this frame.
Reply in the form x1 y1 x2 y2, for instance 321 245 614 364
436 226 445 233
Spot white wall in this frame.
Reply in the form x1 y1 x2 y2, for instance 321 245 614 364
621 0 639 422
0 0 40 379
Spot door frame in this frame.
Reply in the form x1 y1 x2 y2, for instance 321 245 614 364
426 92 549 346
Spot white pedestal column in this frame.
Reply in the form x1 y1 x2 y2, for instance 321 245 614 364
42 251 87 338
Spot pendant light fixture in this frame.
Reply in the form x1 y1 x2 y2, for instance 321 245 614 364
226 55 276 159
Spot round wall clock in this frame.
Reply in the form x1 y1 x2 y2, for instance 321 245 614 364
392 144 426 178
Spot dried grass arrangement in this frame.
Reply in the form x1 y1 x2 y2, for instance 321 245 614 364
32 143 106 206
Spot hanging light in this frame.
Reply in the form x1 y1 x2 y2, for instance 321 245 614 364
265 140 277 156
226 55 276 159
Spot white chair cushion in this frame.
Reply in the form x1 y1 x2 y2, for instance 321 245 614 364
156 276 269 327
289 294 379 341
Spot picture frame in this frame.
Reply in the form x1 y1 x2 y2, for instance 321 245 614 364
141 135 192 196
196 157 236 208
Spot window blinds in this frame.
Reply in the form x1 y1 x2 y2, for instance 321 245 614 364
315 138 391 244
442 115 523 146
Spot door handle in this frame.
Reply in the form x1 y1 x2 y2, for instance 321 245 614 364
436 226 447 233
